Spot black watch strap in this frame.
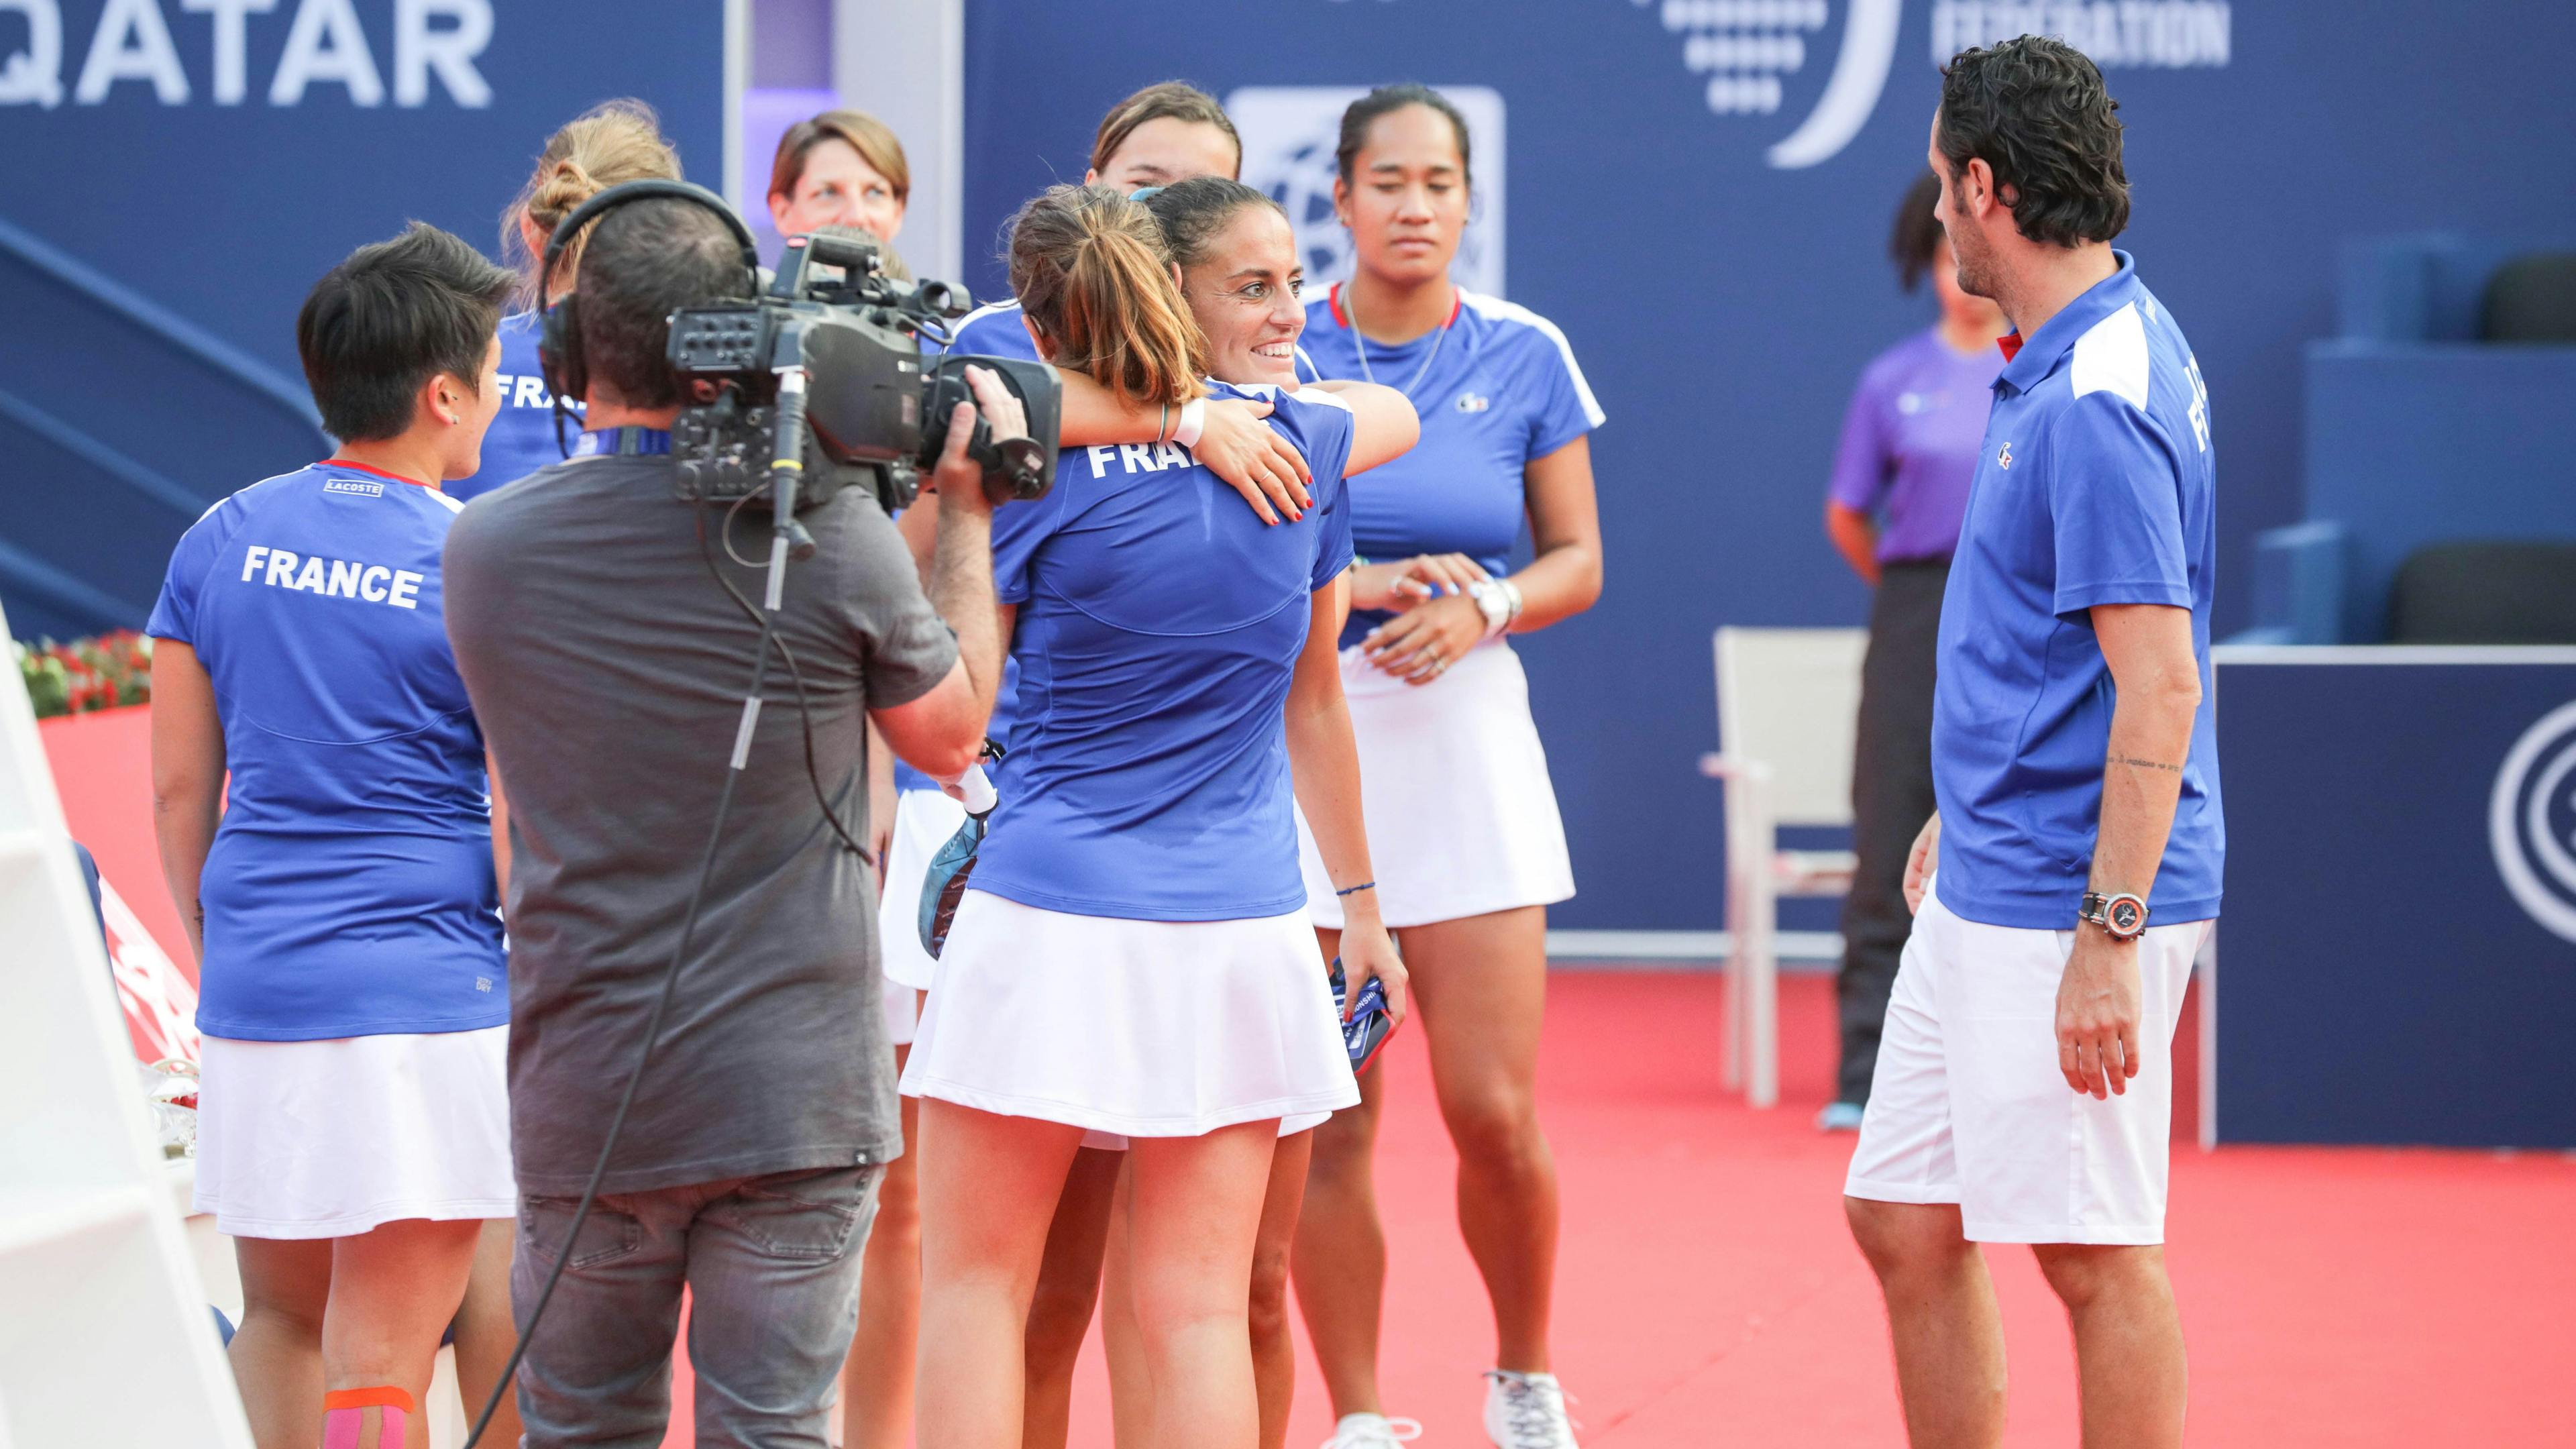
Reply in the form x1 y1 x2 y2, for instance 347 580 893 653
2080 891 2151 941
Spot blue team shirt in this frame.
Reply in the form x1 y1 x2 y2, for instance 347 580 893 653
1297 286 1603 647
451 311 580 502
1932 253 2224 930
146 462 506 1040
968 380 1356 920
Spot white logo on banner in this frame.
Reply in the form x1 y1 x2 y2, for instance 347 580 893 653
1636 0 2231 169
2490 698 2576 945
1226 86 1507 299
0 0 494 109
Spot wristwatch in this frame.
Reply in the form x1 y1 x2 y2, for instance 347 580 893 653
1466 578 1512 639
2078 891 2151 941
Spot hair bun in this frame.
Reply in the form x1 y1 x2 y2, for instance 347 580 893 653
529 158 601 229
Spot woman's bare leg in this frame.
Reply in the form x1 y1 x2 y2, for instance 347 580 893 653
1126 1121 1279 1449
449 1218 523 1448
1251 1130 1316 1449
1404 907 1559 1373
843 1051 923 1449
229 1236 333 1449
1290 925 1397 1417
323 1218 484 1444
1021 1146 1124 1449
1102 1160 1150 1448
914 1100 1083 1449
1108 1129 1305 1449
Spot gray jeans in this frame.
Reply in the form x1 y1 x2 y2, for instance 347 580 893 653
511 1163 883 1448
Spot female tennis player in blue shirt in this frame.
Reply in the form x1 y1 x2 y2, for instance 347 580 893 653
149 223 515 1449
901 184 1406 1449
1291 85 1607 1449
449 100 682 504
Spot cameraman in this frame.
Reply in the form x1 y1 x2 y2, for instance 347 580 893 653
441 195 1013 1446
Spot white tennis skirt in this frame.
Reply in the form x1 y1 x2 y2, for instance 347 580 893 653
193 1026 515 1240
900 892 1358 1138
880 787 970 997
1299 638 1575 930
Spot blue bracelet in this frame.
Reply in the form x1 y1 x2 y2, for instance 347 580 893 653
1336 881 1376 897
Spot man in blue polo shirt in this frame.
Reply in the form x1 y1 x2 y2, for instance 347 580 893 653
1842 38 2222 1448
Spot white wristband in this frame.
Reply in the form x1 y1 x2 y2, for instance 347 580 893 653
1171 397 1208 449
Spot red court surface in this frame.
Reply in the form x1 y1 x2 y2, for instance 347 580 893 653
43 719 2563 1445
1026 969 2573 1449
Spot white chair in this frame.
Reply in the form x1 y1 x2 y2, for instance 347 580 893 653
1698 627 1867 1108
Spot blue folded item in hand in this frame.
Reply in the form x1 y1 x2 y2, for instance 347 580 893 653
1328 957 1396 1074
917 757 1000 960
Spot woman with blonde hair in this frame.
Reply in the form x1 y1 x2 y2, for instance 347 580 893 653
904 184 1405 1449
451 99 682 502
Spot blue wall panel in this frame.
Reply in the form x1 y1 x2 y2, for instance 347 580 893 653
2214 655 2576 1149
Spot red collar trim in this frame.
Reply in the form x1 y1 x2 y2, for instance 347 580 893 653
1996 331 2025 363
1328 282 1462 333
320 459 437 490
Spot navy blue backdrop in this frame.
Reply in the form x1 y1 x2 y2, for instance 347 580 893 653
1 0 728 641
961 1 2576 932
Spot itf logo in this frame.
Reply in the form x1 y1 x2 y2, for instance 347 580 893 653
1634 0 2232 169
1225 86 1507 299
2489 699 2576 945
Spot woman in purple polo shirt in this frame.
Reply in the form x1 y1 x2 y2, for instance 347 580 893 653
1818 170 2008 1130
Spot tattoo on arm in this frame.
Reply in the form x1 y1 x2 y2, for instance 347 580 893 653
2111 755 2183 773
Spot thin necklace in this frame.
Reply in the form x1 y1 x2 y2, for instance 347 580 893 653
1345 281 1454 400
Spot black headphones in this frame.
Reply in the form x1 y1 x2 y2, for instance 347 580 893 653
535 178 761 423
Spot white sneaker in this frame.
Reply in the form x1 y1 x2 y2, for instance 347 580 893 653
1322 1412 1423 1448
1483 1369 1581 1448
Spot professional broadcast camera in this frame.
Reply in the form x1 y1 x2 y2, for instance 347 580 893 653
664 228 1060 517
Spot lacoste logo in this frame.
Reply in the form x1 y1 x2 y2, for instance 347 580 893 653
323 480 384 497
1996 441 2014 470
1456 392 1491 414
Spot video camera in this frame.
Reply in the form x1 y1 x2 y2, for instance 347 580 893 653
663 228 1061 517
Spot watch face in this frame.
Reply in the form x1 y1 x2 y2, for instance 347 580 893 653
2107 897 2145 935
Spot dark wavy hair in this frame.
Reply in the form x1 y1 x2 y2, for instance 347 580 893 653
1935 36 2129 248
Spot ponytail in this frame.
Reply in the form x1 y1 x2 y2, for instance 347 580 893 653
1007 185 1205 410
502 99 684 309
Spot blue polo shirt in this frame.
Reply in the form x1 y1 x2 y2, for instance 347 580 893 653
145 462 506 1040
902 302 1322 793
451 311 580 502
1297 285 1604 648
969 380 1356 920
1931 253 2223 930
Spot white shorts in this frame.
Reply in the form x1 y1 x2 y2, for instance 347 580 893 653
880 788 970 996
1297 639 1574 930
1843 888 2212 1244
194 1026 515 1240
901 892 1358 1138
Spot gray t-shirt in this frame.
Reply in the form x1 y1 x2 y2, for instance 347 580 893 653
443 455 957 1195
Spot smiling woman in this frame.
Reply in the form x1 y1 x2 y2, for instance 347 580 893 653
769 107 911 244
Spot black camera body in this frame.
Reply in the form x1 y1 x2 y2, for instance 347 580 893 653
665 230 1060 515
